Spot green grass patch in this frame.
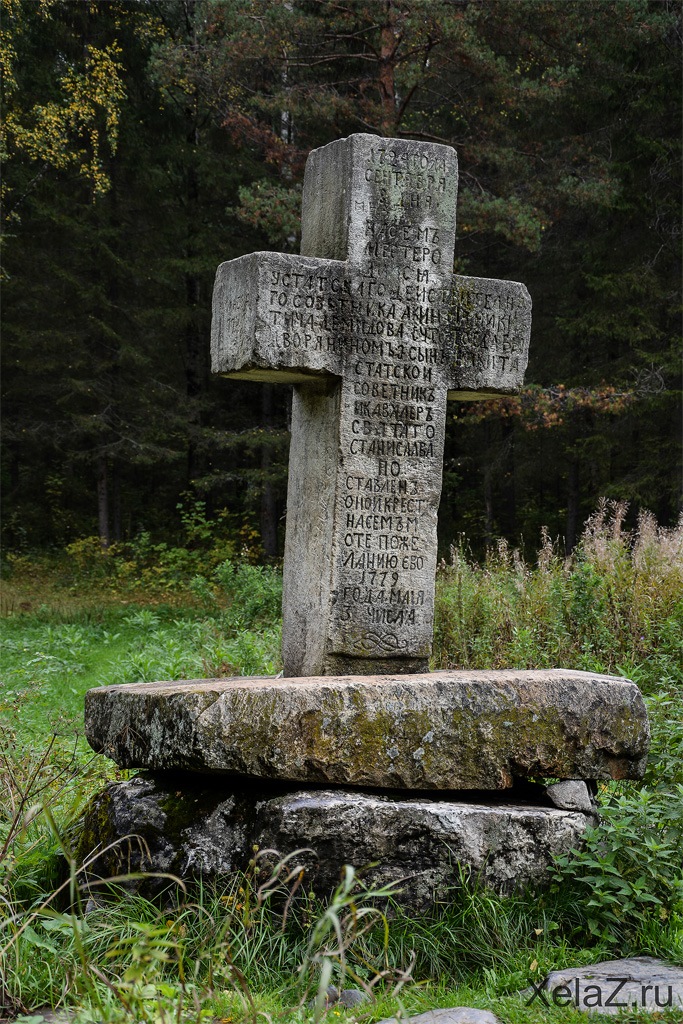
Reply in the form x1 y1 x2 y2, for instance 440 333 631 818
1 502 682 1020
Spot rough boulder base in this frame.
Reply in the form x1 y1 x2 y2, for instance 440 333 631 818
77 775 592 908
85 669 649 788
253 789 590 904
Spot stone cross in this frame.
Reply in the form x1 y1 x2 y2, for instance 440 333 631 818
212 134 531 677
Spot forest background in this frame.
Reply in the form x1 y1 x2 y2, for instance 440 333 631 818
2 0 681 561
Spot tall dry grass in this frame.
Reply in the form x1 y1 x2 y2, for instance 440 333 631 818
433 500 683 683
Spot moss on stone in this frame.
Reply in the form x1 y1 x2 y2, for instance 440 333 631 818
85 672 649 787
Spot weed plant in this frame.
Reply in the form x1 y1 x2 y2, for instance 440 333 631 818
1 500 682 1020
434 500 682 678
435 500 683 955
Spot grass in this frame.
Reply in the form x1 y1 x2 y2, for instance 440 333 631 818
433 501 683 679
1 500 682 1021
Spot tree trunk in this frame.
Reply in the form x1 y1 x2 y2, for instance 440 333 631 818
483 423 494 545
379 2 398 135
566 456 580 554
184 0 205 485
185 254 204 484
501 420 516 536
97 456 110 548
483 470 494 547
112 463 122 543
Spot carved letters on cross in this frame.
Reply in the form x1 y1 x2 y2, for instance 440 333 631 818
212 134 531 676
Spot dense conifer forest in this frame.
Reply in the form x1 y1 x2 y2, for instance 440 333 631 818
2 0 680 556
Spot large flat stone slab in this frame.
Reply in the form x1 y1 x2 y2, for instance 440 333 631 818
77 775 591 906
253 789 589 903
85 669 649 788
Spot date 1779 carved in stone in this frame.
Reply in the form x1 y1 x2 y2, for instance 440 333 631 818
212 134 532 677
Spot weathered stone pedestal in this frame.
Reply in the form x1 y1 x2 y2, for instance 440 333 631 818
79 133 651 908
85 670 648 786
80 669 649 906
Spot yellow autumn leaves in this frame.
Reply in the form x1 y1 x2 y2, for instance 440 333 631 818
2 0 125 198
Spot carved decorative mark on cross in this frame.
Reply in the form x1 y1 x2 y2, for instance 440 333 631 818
212 134 531 677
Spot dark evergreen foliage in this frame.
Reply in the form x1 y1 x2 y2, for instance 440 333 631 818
2 0 680 554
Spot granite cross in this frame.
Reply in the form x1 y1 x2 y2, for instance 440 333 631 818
212 133 531 678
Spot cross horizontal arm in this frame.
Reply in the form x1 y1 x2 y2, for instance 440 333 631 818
445 276 532 399
211 251 345 383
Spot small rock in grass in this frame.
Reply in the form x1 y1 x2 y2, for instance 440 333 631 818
376 1008 501 1024
545 780 595 814
308 985 369 1010
308 984 339 1009
15 1012 94 1024
540 956 683 1014
338 988 370 1008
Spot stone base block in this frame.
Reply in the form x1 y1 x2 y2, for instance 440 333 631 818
84 669 649 790
77 775 591 909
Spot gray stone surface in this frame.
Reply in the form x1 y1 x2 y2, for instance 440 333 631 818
211 133 532 676
540 957 683 1014
546 780 595 814
377 1009 501 1024
85 669 649 787
14 1013 78 1024
311 986 370 1010
253 789 590 904
76 775 258 893
77 776 590 906
338 988 370 1008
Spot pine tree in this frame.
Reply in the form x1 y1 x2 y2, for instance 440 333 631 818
3 0 679 552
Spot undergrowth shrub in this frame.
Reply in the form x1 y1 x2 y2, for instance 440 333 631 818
7 494 271 605
212 558 283 630
549 684 683 950
551 783 683 948
434 501 683 950
434 500 683 679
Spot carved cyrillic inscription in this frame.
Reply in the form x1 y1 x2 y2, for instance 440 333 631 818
322 140 455 660
211 133 531 675
446 280 529 380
